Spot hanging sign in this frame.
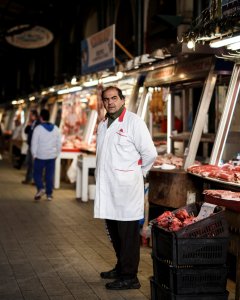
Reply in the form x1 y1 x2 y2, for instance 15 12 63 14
81 25 115 74
6 25 53 49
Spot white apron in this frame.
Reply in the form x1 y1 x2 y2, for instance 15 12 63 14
94 109 157 221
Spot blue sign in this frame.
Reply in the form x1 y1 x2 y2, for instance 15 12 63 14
81 25 115 75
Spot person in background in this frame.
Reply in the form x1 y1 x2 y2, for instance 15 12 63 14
11 118 25 169
94 86 157 290
0 118 5 160
22 110 40 184
31 109 61 201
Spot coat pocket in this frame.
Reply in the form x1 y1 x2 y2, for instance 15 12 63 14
114 169 137 186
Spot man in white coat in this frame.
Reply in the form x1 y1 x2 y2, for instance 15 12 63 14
94 86 157 290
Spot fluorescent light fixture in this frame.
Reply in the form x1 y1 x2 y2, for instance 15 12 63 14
210 35 240 48
227 41 240 50
57 86 82 95
101 75 119 84
83 80 99 87
80 98 88 103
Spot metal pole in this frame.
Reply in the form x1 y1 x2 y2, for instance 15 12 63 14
210 63 240 165
136 0 144 56
184 63 217 170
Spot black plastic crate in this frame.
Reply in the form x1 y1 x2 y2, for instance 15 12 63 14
152 255 228 294
150 277 229 300
151 203 229 266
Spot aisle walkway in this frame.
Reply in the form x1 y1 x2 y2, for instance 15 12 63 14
0 158 152 300
0 158 236 300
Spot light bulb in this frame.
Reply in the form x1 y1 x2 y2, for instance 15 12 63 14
187 40 195 49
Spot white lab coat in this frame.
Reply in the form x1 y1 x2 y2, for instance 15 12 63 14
94 108 157 221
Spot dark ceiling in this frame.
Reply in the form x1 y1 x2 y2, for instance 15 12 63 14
0 0 99 103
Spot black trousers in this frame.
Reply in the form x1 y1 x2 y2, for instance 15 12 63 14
105 219 140 279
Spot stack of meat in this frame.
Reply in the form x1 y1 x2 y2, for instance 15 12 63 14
155 209 197 232
204 189 240 213
153 153 183 168
187 163 240 184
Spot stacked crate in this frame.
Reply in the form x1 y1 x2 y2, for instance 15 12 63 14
150 202 230 300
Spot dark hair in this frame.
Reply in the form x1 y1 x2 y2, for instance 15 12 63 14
40 109 50 121
101 86 125 100
31 109 39 118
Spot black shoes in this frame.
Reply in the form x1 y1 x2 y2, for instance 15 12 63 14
105 277 141 290
100 268 119 279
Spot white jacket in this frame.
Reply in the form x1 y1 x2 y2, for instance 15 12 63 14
31 123 61 160
94 108 157 221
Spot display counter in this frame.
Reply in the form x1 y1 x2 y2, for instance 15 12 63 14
148 168 202 208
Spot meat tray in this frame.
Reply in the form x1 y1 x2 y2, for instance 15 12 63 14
204 194 240 213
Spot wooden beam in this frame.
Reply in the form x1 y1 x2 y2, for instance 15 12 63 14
115 39 133 59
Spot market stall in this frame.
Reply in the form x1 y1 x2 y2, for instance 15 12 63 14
144 54 233 209
186 61 240 300
54 88 97 189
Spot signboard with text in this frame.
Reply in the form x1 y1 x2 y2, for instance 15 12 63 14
81 25 115 74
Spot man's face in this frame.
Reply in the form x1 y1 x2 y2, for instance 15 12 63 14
30 112 36 121
102 88 125 114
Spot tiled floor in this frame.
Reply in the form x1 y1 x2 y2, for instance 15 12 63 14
0 158 236 300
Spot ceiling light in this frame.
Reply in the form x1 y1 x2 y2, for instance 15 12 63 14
83 79 99 87
57 86 82 95
116 71 124 79
29 96 35 101
210 35 240 48
71 76 77 85
227 41 240 50
187 40 195 49
101 76 119 84
140 54 156 64
151 49 165 59
100 72 124 84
